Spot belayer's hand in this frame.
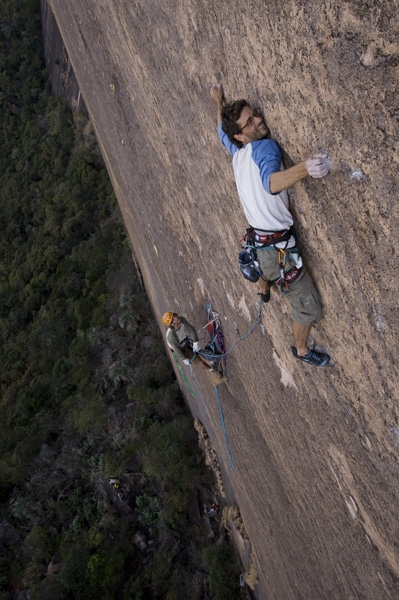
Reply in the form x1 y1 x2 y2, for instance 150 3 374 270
192 342 200 352
183 359 190 366
305 152 331 178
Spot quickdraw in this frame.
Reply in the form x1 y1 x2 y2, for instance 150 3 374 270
277 248 289 294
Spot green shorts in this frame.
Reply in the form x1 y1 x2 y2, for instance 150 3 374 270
257 247 322 326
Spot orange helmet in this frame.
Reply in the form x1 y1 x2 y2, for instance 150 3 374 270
162 311 174 326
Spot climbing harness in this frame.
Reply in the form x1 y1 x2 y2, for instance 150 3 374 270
240 226 303 295
272 262 302 292
240 226 293 249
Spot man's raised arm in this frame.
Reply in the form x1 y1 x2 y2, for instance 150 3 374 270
210 83 224 125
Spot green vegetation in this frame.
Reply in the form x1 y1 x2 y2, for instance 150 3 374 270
0 1 243 598
202 546 243 600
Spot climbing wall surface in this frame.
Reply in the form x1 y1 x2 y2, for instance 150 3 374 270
47 0 399 598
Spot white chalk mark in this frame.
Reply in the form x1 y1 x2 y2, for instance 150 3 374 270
349 170 364 181
272 350 297 390
345 496 358 520
373 306 386 331
226 293 235 309
238 295 251 322
197 278 205 298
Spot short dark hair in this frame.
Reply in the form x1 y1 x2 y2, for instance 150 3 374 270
221 100 250 148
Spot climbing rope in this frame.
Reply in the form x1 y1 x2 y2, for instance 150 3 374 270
183 299 264 472
173 352 195 396
198 300 264 473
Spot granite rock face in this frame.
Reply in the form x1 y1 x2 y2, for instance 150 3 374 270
46 1 399 597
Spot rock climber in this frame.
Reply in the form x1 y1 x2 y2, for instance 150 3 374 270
162 312 221 376
210 82 330 367
207 503 220 517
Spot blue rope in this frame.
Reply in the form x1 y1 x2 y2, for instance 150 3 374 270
215 385 236 472
186 300 265 473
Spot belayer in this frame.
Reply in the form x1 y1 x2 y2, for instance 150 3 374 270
210 83 330 367
162 312 222 377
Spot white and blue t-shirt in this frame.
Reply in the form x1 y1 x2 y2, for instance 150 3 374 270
218 123 293 232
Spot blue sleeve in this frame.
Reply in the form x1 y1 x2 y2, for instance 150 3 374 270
251 139 282 195
218 122 239 157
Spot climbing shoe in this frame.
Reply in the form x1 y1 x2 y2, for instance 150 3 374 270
291 346 330 367
258 291 270 303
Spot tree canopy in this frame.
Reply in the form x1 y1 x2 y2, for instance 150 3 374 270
0 2 244 599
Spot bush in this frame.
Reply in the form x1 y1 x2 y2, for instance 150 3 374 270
71 396 107 434
142 417 201 492
136 491 161 527
59 541 93 599
202 545 241 600
30 575 64 600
